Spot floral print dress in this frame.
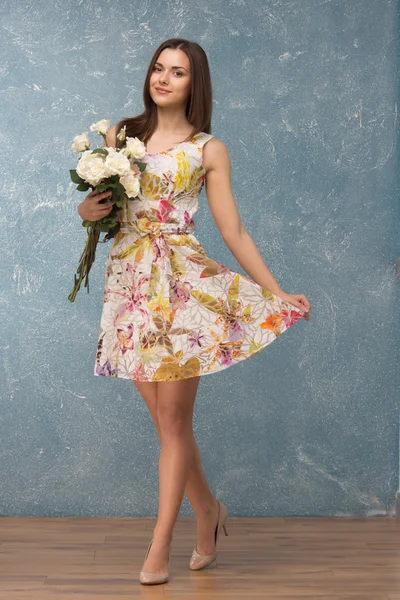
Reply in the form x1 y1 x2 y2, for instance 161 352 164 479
94 132 304 382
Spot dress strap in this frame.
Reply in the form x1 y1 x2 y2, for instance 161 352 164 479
192 132 214 149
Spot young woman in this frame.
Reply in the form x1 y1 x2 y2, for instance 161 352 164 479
77 38 311 585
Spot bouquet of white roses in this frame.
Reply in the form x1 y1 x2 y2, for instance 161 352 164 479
68 119 146 302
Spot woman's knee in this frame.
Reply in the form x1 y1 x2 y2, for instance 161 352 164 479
157 402 193 439
156 379 198 439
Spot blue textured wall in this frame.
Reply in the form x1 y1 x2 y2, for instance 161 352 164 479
1 0 399 517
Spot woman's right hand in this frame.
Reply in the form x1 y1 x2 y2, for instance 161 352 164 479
77 188 114 221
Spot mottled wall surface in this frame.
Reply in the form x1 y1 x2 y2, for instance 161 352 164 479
1 0 399 517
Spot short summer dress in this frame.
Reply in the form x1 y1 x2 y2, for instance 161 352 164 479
94 132 304 382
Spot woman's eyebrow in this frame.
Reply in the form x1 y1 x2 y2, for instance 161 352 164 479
155 61 187 71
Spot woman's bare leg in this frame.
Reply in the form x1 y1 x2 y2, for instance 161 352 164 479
134 378 219 573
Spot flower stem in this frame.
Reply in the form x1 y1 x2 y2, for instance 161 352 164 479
68 223 101 302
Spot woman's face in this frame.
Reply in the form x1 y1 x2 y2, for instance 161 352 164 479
149 48 191 108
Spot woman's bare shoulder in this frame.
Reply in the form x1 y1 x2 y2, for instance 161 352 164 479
203 136 230 171
205 135 226 150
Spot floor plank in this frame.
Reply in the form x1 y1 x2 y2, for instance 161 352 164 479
0 516 397 599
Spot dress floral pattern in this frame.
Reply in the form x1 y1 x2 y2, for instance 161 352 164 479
94 132 304 382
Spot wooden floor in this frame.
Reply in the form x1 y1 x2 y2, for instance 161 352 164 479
0 516 398 599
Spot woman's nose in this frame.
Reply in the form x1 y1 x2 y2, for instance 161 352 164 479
159 71 169 84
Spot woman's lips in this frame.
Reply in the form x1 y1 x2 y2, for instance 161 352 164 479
155 88 171 94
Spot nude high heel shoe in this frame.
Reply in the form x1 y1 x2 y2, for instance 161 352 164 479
139 539 169 585
189 500 229 571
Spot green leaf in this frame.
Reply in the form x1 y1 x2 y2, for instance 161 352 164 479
76 183 90 191
82 220 92 228
96 183 110 193
115 181 125 193
113 186 125 203
101 224 120 242
97 223 111 232
135 161 147 172
91 148 107 156
70 169 85 184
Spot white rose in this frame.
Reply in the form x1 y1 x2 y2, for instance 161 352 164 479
117 125 126 143
120 173 140 198
90 119 110 136
71 132 90 153
76 151 108 186
124 136 146 159
103 146 118 155
104 151 131 177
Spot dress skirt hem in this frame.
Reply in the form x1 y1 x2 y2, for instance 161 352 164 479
93 305 303 382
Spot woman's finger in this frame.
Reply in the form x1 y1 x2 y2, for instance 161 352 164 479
97 199 113 209
298 295 311 311
95 192 112 203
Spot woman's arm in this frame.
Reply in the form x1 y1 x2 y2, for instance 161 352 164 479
203 138 285 296
203 138 311 318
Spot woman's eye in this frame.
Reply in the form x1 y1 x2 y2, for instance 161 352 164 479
153 66 183 76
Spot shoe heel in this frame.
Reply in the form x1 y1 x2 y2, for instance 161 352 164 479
189 501 229 571
139 539 169 585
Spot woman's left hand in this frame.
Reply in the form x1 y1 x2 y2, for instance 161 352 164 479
276 291 311 321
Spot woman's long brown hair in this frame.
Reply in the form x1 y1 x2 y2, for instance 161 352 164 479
114 38 213 149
